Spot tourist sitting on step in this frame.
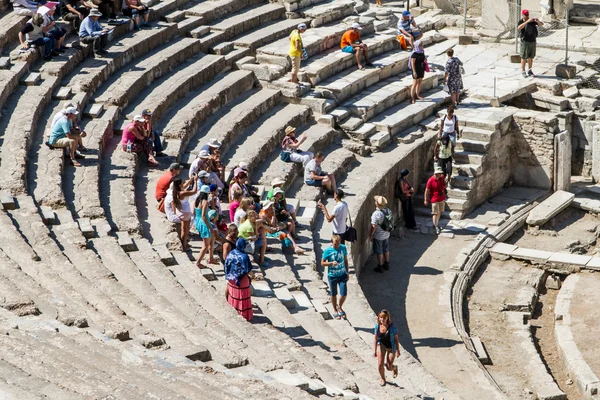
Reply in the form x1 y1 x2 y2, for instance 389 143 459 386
208 183 228 235
155 162 181 211
288 22 307 85
424 168 446 234
304 152 337 195
60 0 97 30
340 23 373 71
409 40 426 104
319 189 351 243
322 234 349 320
373 309 400 386
165 176 197 251
397 10 422 50
238 210 269 267
190 150 223 190
39 3 68 53
370 196 393 273
228 189 244 224
280 125 313 167
194 185 218 267
267 179 300 227
433 132 454 183
201 138 226 185
79 8 110 56
224 237 255 321
222 224 238 262
228 171 261 212
232 161 249 180
122 0 149 29
121 115 159 166
11 0 41 16
438 105 459 145
19 14 54 60
259 200 303 254
141 109 167 157
46 106 87 167
233 197 254 227
271 190 301 243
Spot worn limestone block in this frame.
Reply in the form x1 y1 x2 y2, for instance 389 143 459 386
266 369 309 390
311 300 331 320
580 88 600 100
54 87 72 100
562 86 579 99
273 287 296 309
200 267 216 281
136 334 167 349
1 192 15 210
251 281 273 297
234 55 255 70
20 72 41 86
213 42 233 55
509 54 521 63
554 130 571 192
555 64 577 79
85 103 104 118
153 244 175 266
471 336 490 364
40 206 56 225
0 57 10 69
586 257 600 270
368 131 391 148
489 242 517 260
546 274 561 290
511 248 553 264
526 190 575 226
116 231 136 252
458 35 473 45
77 217 95 239
190 25 210 38
548 252 591 267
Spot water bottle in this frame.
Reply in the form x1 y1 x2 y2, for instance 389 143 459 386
126 140 132 153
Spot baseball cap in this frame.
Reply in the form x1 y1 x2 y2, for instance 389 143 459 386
521 9 529 15
402 10 411 17
133 115 145 122
64 106 79 115
168 163 181 171
297 23 307 30
239 161 249 170
209 183 218 192
199 185 211 193
141 109 153 116
197 170 209 178
351 22 362 30
273 188 284 196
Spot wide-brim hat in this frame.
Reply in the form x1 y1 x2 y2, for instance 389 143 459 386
198 150 210 159
273 188 285 196
262 200 274 209
89 8 102 17
207 138 222 148
271 178 286 187
374 195 387 207
434 168 444 174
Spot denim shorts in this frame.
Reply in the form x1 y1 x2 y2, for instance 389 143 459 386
328 273 348 297
373 238 389 255
342 45 355 53
305 179 322 187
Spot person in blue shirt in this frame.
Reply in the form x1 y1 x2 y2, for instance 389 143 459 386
47 107 86 167
373 309 400 386
79 8 108 55
397 10 422 50
321 234 349 320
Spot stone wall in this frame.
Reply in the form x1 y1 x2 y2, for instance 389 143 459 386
350 133 437 276
510 111 561 189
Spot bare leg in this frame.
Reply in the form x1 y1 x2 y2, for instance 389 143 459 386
528 58 533 71
377 346 386 384
143 12 149 23
377 253 383 266
356 47 363 69
338 295 346 313
208 234 216 263
69 141 81 166
416 78 424 100
197 237 210 266
384 251 390 263
520 58 526 72
331 296 338 314
328 173 337 194
410 80 416 103
362 44 371 64
181 219 190 250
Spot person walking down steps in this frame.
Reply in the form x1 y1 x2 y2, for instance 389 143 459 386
373 309 400 387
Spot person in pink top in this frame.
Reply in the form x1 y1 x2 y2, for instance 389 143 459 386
424 168 447 234
121 115 158 166
229 189 243 223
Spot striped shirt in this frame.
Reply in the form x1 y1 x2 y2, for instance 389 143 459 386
398 17 413 35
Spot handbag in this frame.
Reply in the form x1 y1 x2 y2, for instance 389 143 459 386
443 84 449 93
280 151 291 162
424 59 430 73
343 214 357 243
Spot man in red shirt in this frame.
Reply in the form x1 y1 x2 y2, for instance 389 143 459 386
424 168 446 234
155 163 181 202
340 23 372 71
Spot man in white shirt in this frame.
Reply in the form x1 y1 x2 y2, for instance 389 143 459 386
319 189 349 242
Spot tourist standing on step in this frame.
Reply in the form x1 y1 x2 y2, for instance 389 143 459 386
443 49 463 107
409 40 426 104
424 169 446 234
224 238 255 321
195 185 218 267
222 224 238 262
319 189 350 243
141 109 167 157
370 196 393 273
395 169 416 230
373 309 400 386
79 8 109 56
398 10 422 50
281 126 313 167
322 234 349 320
155 163 181 207
434 132 454 183
165 176 197 250
288 23 307 84
340 23 373 71
304 152 338 195
438 105 459 145
518 9 543 78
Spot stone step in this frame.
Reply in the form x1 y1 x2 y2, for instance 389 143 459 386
222 103 311 182
177 15 204 36
450 174 476 190
256 19 375 64
256 123 337 187
233 17 311 51
299 0 356 27
160 70 256 149
224 46 252 67
184 87 283 165
91 236 213 361
123 53 226 121
93 37 202 108
184 0 265 23
283 0 329 12
455 126 495 142
294 146 357 201
530 91 570 112
314 33 449 100
371 88 450 136
164 9 186 22
453 150 484 165
453 162 482 177
106 149 142 236
19 72 41 86
211 3 286 39
455 138 489 153
0 272 39 317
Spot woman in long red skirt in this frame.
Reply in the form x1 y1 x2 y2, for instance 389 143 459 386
224 238 254 321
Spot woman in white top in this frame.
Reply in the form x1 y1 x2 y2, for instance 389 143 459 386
438 105 459 146
165 176 197 251
233 197 254 227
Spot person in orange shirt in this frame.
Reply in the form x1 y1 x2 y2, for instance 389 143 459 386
340 22 372 70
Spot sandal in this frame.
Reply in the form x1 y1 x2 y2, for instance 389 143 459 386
380 380 386 387
208 259 219 265
295 248 305 255
339 310 346 318
393 365 398 378
334 312 342 320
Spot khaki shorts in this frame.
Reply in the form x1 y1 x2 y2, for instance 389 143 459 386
53 138 74 148
291 55 301 75
520 40 536 60
431 201 445 215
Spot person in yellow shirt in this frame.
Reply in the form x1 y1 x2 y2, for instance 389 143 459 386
340 23 372 71
288 23 307 84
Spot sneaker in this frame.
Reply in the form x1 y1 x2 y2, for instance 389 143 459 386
383 262 389 271
522 71 528 78
374 265 384 273
436 227 442 235
528 69 535 77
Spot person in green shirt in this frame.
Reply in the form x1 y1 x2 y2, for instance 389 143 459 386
288 23 307 84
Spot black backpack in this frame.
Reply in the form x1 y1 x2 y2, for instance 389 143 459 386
379 208 395 232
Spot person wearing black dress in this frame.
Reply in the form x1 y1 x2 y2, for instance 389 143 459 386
396 169 417 230
410 39 426 103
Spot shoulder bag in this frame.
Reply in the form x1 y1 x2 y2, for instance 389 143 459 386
343 209 357 243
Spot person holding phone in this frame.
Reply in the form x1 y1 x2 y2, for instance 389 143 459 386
518 9 543 78
321 235 349 320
